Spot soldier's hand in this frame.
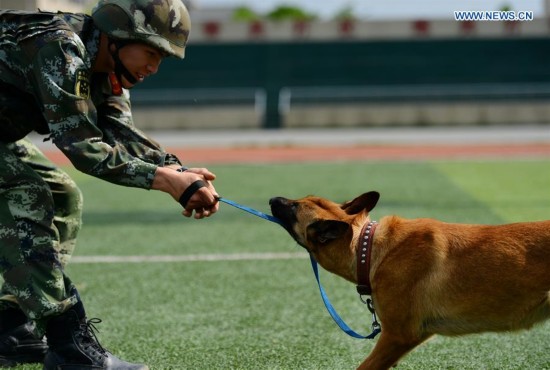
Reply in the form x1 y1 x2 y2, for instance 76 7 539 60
151 167 219 219
176 168 219 219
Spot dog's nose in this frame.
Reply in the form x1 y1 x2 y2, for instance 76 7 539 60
269 197 287 206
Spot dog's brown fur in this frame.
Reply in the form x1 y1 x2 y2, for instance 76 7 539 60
270 192 550 370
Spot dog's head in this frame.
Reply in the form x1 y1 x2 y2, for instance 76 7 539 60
270 192 379 280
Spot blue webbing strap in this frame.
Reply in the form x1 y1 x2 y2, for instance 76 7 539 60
309 254 381 339
217 197 284 226
218 196 380 340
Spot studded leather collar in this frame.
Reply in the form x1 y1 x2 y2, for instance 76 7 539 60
356 221 378 296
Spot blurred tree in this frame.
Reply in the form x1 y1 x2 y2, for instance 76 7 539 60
233 6 261 21
499 3 512 11
334 5 356 20
267 5 317 21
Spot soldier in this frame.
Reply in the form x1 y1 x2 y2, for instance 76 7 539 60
0 1 218 369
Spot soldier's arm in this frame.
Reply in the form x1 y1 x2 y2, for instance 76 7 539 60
34 36 160 189
95 91 182 169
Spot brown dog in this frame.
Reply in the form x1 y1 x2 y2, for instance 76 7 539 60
270 191 550 370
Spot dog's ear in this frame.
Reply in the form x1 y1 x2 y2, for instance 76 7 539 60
341 191 380 215
307 220 349 245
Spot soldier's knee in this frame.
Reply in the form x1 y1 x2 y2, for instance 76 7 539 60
52 174 83 219
63 178 83 214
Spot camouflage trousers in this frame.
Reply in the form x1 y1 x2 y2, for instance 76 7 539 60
0 138 82 330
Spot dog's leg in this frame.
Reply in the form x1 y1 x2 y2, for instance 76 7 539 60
357 332 429 370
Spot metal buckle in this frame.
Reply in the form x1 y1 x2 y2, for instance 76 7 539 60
360 296 381 333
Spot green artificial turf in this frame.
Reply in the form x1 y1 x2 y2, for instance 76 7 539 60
13 159 550 369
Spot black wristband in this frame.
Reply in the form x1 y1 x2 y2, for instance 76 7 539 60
178 180 207 209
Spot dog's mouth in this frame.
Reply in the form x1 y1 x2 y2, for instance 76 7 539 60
269 197 299 238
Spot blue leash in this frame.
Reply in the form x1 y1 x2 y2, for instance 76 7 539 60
217 197 284 226
218 197 381 340
309 254 381 339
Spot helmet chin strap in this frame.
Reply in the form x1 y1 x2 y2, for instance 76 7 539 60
108 39 138 85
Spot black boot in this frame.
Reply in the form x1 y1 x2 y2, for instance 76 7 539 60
0 308 47 367
44 302 148 370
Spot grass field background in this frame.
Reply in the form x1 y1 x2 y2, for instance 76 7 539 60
17 158 550 369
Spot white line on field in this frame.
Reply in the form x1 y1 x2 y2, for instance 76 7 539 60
70 252 308 264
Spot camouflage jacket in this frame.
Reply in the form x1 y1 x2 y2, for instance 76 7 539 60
0 10 181 189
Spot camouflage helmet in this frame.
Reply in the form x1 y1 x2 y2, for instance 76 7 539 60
92 0 191 58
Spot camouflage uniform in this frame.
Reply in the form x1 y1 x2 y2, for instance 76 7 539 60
0 10 182 331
